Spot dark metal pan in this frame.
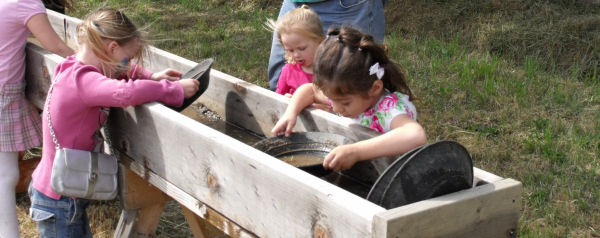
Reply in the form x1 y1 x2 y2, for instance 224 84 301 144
367 140 473 209
365 144 425 206
168 58 213 112
252 132 355 177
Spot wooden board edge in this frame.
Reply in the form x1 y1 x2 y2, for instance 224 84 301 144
118 156 258 238
372 178 522 238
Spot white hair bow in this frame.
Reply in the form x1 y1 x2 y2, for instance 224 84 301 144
369 62 384 80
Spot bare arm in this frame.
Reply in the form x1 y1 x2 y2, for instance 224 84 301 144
353 115 427 159
324 115 427 171
271 83 318 136
27 13 74 58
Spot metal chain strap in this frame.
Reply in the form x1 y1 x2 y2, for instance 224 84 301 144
45 73 62 151
45 72 113 153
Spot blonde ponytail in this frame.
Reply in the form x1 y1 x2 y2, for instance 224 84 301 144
77 9 148 77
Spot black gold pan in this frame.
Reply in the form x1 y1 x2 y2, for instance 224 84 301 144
168 58 214 112
367 140 473 209
252 132 355 177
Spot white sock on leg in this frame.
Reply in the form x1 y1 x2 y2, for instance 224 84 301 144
0 152 21 238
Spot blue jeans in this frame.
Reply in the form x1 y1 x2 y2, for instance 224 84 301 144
267 0 386 90
28 183 93 238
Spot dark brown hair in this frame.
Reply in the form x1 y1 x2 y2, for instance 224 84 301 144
313 26 414 100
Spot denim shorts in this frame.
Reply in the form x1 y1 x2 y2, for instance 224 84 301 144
28 183 92 238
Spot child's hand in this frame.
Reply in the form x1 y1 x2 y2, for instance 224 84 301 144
151 68 182 81
312 103 332 112
284 93 292 98
179 78 200 99
323 144 360 171
271 112 297 137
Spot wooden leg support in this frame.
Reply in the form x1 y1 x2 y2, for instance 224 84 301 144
114 165 170 238
181 205 210 238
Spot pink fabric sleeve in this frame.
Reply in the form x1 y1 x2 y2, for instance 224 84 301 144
276 64 292 95
130 63 154 80
18 0 46 25
74 66 184 108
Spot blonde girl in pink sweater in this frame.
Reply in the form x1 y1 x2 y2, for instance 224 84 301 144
29 8 199 237
0 0 75 236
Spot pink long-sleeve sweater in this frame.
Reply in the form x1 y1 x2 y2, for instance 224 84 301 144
32 56 184 199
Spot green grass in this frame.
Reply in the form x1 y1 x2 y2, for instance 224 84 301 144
72 0 278 88
19 0 599 237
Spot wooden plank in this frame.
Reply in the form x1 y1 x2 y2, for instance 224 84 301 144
25 43 62 109
106 103 385 237
117 166 171 237
119 155 256 238
46 9 79 49
473 167 504 185
133 202 167 237
181 206 210 238
113 209 138 238
372 178 521 238
118 164 170 210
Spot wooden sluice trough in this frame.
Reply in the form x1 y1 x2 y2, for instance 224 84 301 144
22 10 522 238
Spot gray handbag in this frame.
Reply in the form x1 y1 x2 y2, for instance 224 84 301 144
46 73 118 200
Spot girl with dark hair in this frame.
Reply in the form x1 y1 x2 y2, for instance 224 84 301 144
272 26 427 171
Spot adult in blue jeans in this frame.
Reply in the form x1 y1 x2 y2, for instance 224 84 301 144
267 0 386 90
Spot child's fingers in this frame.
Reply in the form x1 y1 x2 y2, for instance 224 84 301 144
271 124 279 135
270 126 279 135
285 123 293 137
166 76 179 81
323 153 334 170
168 69 183 77
271 122 285 136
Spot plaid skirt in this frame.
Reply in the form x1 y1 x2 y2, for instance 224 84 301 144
0 82 42 152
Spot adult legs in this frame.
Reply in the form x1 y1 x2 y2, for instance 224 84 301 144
0 152 21 238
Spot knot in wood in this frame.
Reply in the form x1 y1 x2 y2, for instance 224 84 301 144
313 224 329 238
234 82 248 94
207 173 218 191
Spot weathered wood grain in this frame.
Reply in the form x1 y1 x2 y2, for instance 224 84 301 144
372 178 521 238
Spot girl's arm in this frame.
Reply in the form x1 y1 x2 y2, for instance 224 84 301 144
271 83 318 136
324 114 427 171
76 69 185 108
149 68 182 81
129 65 182 82
27 14 74 58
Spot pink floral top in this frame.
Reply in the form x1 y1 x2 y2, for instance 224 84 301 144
353 91 417 133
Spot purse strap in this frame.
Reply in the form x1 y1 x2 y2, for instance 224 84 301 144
45 72 112 152
45 73 63 150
